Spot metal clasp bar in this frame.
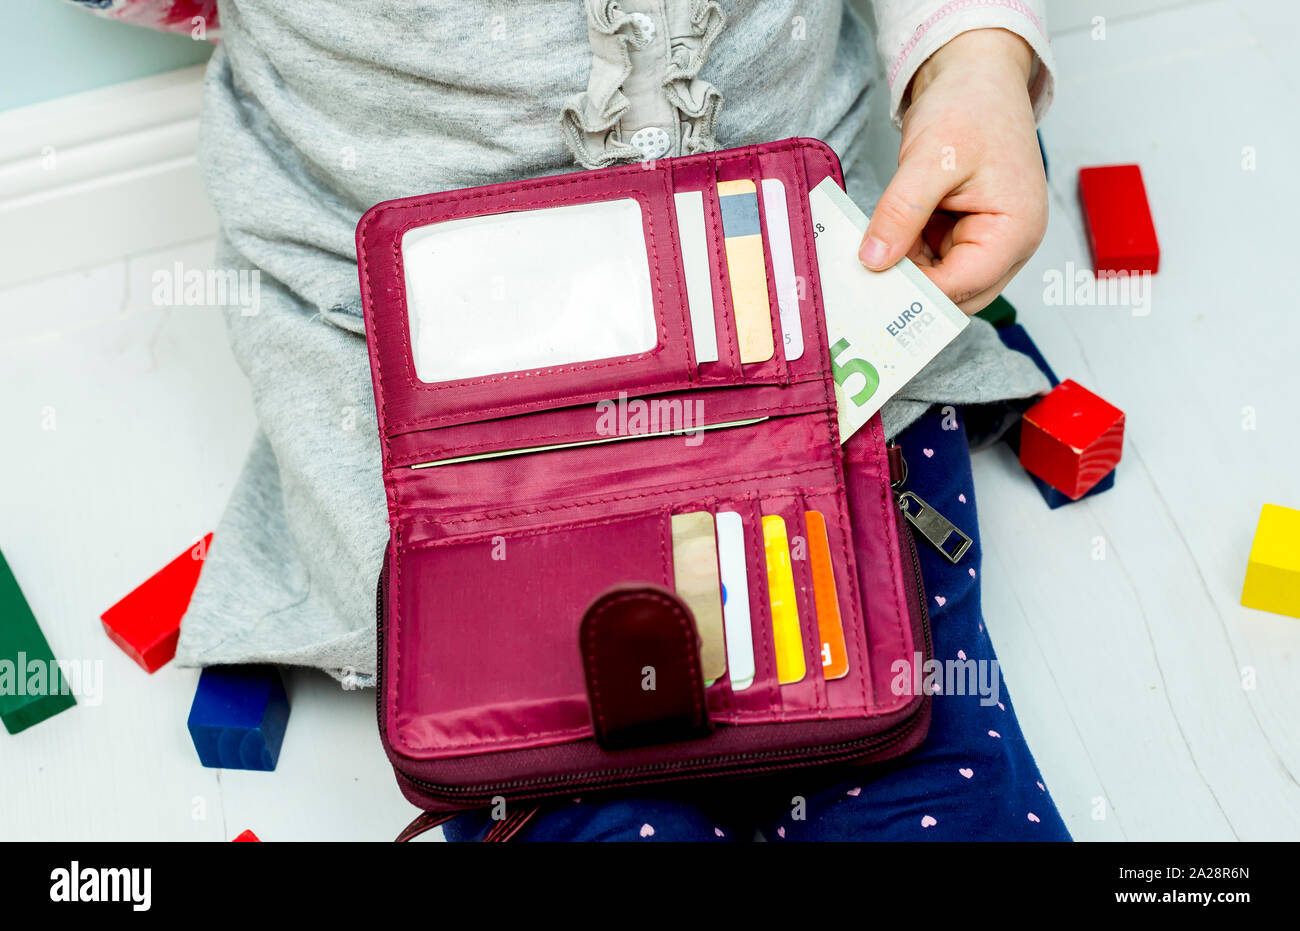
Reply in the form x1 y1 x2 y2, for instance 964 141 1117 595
897 490 973 565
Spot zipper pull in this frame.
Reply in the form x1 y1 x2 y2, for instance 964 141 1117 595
888 445 973 565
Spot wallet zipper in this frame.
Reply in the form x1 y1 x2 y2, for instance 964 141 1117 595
888 444 972 564
374 493 936 807
392 715 926 803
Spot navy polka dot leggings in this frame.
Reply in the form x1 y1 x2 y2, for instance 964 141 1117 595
446 405 1072 842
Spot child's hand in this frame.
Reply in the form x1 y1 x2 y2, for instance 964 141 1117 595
858 29 1047 314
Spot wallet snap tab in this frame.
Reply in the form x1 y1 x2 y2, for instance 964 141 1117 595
580 583 713 751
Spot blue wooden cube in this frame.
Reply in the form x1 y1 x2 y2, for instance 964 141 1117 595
999 323 1059 388
999 323 1059 456
1029 467 1116 509
187 665 290 771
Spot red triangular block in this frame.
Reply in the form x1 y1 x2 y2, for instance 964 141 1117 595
101 533 213 673
232 829 260 842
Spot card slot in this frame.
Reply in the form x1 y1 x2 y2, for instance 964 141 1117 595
669 188 717 371
655 496 746 723
630 494 777 723
391 404 841 534
712 154 790 384
802 489 875 713
388 509 674 759
755 147 829 384
695 173 745 380
664 154 741 383
750 171 794 380
666 494 782 719
642 493 773 722
667 508 728 690
703 506 748 716
759 496 825 715
732 496 783 717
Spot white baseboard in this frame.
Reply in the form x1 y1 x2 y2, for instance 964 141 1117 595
0 65 218 289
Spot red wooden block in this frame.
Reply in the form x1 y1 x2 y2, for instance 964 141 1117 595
232 829 260 842
101 533 213 673
1077 164 1159 274
1019 380 1124 500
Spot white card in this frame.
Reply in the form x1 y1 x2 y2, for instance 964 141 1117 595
760 178 804 361
673 191 719 364
714 511 755 691
808 177 970 443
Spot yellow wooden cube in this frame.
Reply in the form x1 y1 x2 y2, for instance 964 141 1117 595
1241 504 1300 619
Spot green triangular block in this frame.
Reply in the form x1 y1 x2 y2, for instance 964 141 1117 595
1 549 76 734
976 295 1017 329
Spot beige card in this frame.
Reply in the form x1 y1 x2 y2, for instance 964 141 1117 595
670 512 727 683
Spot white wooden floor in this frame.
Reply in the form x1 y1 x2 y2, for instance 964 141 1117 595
2 0 1298 841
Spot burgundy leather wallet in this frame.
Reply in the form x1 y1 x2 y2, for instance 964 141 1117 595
356 138 933 826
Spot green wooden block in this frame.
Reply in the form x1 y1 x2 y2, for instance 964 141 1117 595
1 548 76 734
976 295 1017 329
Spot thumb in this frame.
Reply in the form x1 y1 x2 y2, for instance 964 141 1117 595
859 156 953 270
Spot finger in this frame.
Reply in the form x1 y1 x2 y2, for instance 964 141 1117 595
907 231 936 267
921 212 1030 306
921 210 957 259
953 262 1024 315
859 155 959 271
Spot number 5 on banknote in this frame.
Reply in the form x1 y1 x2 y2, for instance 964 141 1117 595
829 337 879 407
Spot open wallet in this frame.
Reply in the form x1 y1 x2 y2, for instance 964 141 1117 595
356 138 935 835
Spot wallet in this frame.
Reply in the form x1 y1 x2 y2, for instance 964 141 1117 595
356 138 933 829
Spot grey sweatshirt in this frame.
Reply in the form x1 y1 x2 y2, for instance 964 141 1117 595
176 0 1048 681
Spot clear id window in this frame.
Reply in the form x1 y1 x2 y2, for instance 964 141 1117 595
401 198 659 384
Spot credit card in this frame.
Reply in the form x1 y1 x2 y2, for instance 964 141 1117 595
761 514 805 685
714 511 755 691
807 177 969 443
760 178 803 361
805 510 848 680
671 512 727 683
673 190 719 364
717 179 775 364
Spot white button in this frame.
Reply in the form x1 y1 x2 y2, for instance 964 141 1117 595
629 126 671 161
628 11 656 41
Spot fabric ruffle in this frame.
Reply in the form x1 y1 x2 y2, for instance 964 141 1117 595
561 0 725 169
662 0 724 156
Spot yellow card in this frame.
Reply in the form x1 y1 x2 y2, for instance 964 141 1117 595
717 179 775 363
762 514 805 685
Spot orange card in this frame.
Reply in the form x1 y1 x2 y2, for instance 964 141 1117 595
805 510 848 680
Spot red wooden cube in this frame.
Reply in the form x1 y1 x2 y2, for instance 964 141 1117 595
1077 164 1160 275
101 533 213 673
1019 381 1124 500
